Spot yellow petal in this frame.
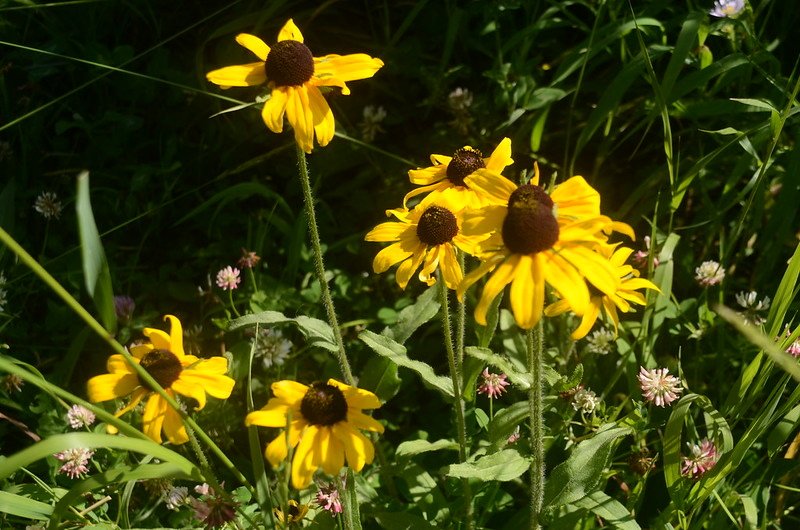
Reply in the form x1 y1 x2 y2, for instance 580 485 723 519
408 165 446 186
550 176 601 220
318 427 345 475
509 254 545 329
164 315 185 357
440 244 463 290
603 298 620 334
236 33 270 61
461 204 507 238
265 430 290 466
565 246 620 295
271 380 309 405
464 169 517 205
544 299 571 317
475 255 518 326
143 327 171 351
285 86 314 153
457 252 504 302
348 410 385 433
178 369 235 401
87 373 139 402
142 394 167 444
170 378 206 411
191 356 229 374
372 236 417 274
107 354 138 374
571 300 601 340
610 221 636 240
262 88 288 133
402 181 449 209
485 137 513 172
292 425 319 489
163 404 189 445
543 251 589 316
245 400 291 427
313 54 384 82
365 221 408 242
333 423 373 471
328 379 382 410
278 19 304 43
395 244 426 289
307 86 335 147
206 62 267 87
418 246 441 286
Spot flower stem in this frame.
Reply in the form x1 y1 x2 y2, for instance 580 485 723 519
295 145 355 386
228 288 242 317
438 277 473 529
527 323 545 530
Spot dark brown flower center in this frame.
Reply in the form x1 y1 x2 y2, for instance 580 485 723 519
264 40 314 87
446 147 485 186
501 184 559 254
300 382 348 426
416 205 459 246
139 348 182 390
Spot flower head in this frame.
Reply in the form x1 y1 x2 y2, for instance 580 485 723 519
710 0 745 18
457 165 629 329
237 249 261 269
507 425 521 444
246 379 383 489
632 236 658 270
206 20 384 153
572 387 601 414
33 191 62 220
681 438 719 478
215 266 241 291
586 328 616 355
628 449 655 475
366 188 485 290
786 333 800 358
638 366 683 407
253 328 292 368
54 447 94 479
359 105 386 142
113 295 136 322
695 260 725 287
1 373 24 393
315 478 343 514
67 404 96 429
404 138 514 209
191 488 238 528
735 290 770 326
164 486 190 510
477 368 510 399
274 500 309 524
87 315 236 444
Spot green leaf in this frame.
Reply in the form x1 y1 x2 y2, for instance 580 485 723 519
0 490 52 520
359 330 453 398
373 512 437 530
572 490 641 529
396 439 459 458
359 355 402 402
229 311 338 352
465 346 531 388
383 285 440 344
767 403 800 457
446 449 530 482
543 425 633 508
76 171 116 333
660 12 703 100
487 401 528 448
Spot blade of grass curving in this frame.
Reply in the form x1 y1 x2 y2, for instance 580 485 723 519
660 13 703 100
766 242 800 337
572 490 641 530
76 171 116 333
0 490 53 520
0 0 109 11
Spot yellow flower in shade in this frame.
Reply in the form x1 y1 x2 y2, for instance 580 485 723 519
246 379 383 489
87 315 235 445
274 500 309 525
404 138 514 208
545 246 660 339
365 188 487 290
457 165 624 329
206 19 384 153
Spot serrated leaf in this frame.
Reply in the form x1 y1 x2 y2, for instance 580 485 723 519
76 171 116 333
544 425 633 507
446 449 530 482
359 330 453 397
396 439 459 458
229 311 338 352
383 285 440 344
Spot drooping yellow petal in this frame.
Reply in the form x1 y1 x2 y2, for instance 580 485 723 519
206 63 267 87
365 221 409 242
163 404 189 445
265 432 289 466
170 378 207 411
142 394 168 444
235 33 270 61
564 245 620 295
262 88 289 133
550 176 601 220
292 424 319 489
372 238 416 274
475 255 518 326
307 86 335 147
87 372 139 402
313 54 384 83
457 252 505 302
245 401 291 427
603 297 621 334
318 427 345 475
509 254 545 329
439 244 463 290
278 19 304 43
402 181 449 209
408 165 447 186
347 410 385 432
464 169 517 205
333 423 373 471
328 379 382 410
485 137 513 172
176 368 235 402
544 299 571 317
286 86 315 153
571 299 601 340
164 315 184 357
395 244 427 289
418 246 442 286
542 251 589 316
461 204 507 238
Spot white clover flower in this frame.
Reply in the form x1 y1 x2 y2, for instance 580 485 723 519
33 191 62 220
710 0 745 18
359 105 387 142
735 290 770 326
694 260 725 287
586 328 615 355
66 404 96 429
638 366 683 407
571 387 601 414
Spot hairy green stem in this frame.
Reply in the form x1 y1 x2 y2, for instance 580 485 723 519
527 323 544 530
295 144 355 386
438 277 473 529
0 226 255 498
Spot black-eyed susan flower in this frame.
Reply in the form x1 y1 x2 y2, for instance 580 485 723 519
246 379 383 489
274 500 309 525
544 246 659 339
87 315 236 445
457 166 622 329
365 188 486 290
206 19 384 153
404 138 514 208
